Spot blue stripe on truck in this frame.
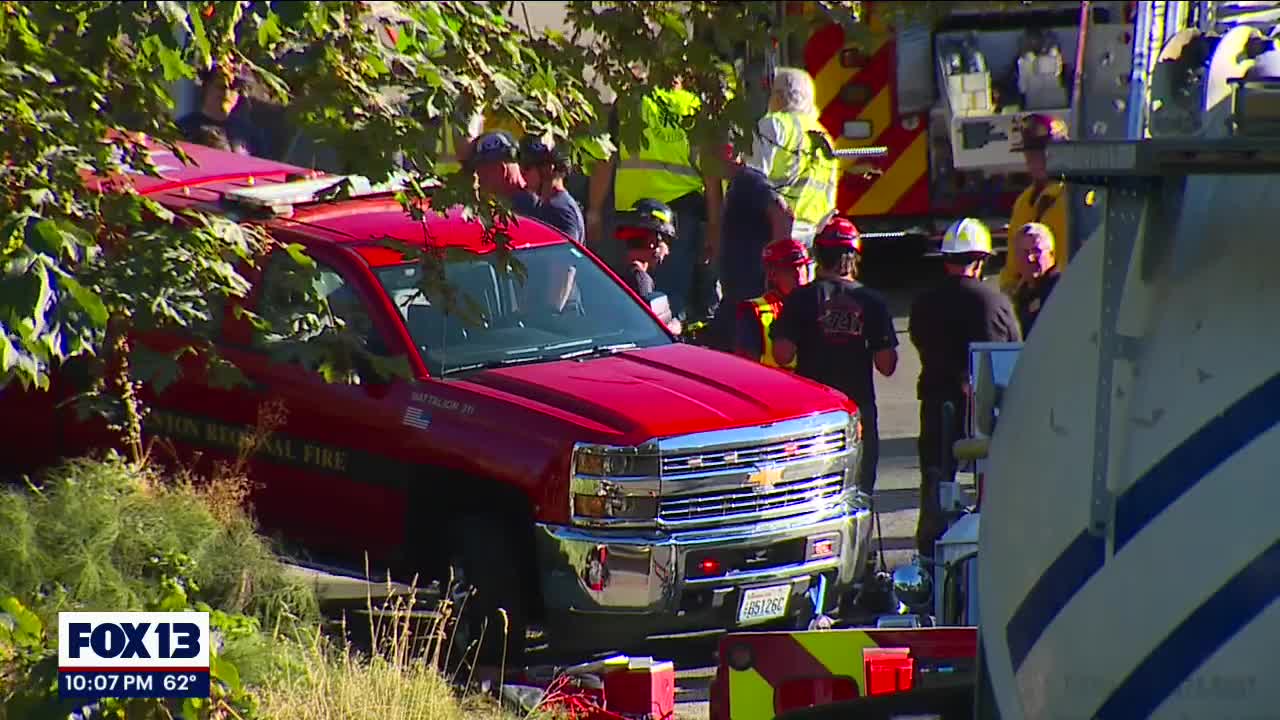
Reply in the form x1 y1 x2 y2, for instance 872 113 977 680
1092 539 1280 720
1114 372 1280 552
1005 530 1104 670
1005 375 1280 671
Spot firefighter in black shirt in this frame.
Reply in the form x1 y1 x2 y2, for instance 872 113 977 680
772 217 898 495
908 218 1021 559
615 198 682 334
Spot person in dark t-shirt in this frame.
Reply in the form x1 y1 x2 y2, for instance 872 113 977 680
514 134 586 316
772 217 898 495
177 62 270 157
622 262 656 296
518 134 586 243
909 218 1021 558
615 198 681 335
714 146 795 351
186 123 233 152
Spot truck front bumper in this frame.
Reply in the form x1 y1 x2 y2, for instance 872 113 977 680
534 492 873 650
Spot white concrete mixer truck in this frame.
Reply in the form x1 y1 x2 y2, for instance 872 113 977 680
712 6 1280 718
973 20 1280 719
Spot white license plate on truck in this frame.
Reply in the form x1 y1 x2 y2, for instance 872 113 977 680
737 584 790 625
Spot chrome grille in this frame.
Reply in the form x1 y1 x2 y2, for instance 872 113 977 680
658 474 845 528
661 429 847 478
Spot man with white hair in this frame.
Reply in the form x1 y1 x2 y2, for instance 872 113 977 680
1011 221 1061 336
747 67 841 247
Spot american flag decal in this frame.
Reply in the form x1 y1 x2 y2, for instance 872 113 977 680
402 406 432 430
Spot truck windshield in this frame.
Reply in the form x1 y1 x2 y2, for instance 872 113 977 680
373 243 672 377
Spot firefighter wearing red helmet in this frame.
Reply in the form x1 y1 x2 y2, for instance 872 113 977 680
734 239 812 368
772 217 898 495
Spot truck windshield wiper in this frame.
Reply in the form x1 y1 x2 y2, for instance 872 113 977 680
559 342 638 360
441 354 551 376
441 342 639 375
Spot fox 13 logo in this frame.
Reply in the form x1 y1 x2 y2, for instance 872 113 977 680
57 612 211 700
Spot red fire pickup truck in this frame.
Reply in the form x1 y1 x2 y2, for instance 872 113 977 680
0 143 874 661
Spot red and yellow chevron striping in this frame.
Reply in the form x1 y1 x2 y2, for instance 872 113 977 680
805 20 930 219
710 626 977 720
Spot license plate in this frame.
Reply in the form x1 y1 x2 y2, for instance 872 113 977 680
737 584 791 625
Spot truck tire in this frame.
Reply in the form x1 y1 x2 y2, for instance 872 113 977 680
449 512 530 671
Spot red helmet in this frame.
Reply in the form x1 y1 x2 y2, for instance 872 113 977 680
814 217 862 253
762 239 810 267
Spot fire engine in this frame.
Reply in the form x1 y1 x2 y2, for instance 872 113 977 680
712 2 1280 717
773 0 1151 254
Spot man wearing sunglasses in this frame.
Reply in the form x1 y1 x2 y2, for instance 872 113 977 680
615 199 682 335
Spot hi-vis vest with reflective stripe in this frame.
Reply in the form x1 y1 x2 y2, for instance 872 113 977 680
614 88 705 211
762 110 840 237
745 292 796 370
436 119 462 175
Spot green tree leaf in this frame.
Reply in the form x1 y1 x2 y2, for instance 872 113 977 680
60 276 109 327
256 11 283 48
1 596 44 647
284 243 315 270
129 344 182 396
0 332 18 377
156 45 193 83
210 653 242 694
206 355 249 390
26 220 65 258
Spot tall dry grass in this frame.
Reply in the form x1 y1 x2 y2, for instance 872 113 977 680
159 400 529 719
256 569 532 720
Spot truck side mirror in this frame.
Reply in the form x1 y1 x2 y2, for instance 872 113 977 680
644 291 673 325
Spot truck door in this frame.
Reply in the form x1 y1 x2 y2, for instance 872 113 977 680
215 246 415 570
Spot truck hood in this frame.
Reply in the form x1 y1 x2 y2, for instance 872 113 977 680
459 343 854 443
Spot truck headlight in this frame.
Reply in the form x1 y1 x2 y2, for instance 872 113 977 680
572 447 660 477
571 443 661 525
571 490 659 520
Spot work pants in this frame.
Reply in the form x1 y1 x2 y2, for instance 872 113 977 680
915 390 968 559
706 276 756 353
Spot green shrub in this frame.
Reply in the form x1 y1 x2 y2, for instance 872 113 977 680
0 453 317 636
0 455 524 719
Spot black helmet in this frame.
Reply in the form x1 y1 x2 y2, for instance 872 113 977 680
618 198 676 239
518 134 571 170
469 130 519 166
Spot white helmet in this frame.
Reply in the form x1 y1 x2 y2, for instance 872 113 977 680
941 218 993 256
